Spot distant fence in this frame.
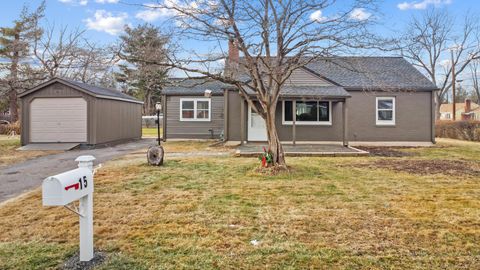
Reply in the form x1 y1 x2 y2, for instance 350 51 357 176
0 113 12 123
142 115 163 128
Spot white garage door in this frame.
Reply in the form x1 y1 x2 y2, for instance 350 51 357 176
30 98 87 143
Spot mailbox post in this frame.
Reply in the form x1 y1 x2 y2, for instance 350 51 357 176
42 155 96 262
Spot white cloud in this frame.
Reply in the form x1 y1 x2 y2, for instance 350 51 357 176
84 10 128 35
397 0 452 11
59 0 89 5
135 3 173 22
310 10 327 22
349 8 371 21
95 0 119 3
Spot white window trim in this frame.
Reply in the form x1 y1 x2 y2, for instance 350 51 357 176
282 100 332 126
179 98 211 122
376 97 396 126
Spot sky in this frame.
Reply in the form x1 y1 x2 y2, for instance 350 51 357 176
0 0 477 46
0 0 478 85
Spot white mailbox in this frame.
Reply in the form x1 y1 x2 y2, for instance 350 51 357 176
42 167 93 206
42 155 96 262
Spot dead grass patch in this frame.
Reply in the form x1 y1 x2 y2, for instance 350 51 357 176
0 136 59 167
358 146 417 157
362 158 480 176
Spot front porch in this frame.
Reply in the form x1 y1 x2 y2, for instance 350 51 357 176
235 143 368 157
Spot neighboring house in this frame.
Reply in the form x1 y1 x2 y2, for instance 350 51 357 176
19 78 143 146
162 48 438 145
439 99 480 121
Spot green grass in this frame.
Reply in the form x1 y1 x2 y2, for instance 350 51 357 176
1 139 480 269
142 128 161 138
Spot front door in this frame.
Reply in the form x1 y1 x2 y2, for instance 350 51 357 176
248 104 268 141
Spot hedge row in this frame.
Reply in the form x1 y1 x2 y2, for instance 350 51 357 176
436 120 480 141
0 121 20 135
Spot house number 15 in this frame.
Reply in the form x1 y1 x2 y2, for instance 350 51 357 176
78 176 87 190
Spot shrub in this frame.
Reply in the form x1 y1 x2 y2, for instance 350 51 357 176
436 120 480 141
0 121 20 135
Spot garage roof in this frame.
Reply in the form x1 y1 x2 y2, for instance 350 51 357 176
19 77 143 104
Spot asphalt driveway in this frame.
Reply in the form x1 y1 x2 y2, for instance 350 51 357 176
0 139 154 203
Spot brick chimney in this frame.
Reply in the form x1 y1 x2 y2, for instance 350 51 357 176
225 39 239 77
461 99 472 120
465 99 472 113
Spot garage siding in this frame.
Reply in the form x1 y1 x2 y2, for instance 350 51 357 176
20 81 142 145
93 98 142 144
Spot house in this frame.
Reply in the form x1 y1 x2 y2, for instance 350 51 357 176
439 99 480 121
162 47 438 145
19 78 143 146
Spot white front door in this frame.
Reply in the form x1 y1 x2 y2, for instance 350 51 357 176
248 104 268 141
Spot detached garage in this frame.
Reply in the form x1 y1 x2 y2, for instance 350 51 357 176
19 78 143 146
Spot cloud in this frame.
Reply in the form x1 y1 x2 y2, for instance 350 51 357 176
84 10 128 35
310 10 327 22
135 3 173 22
349 8 371 21
95 0 119 3
59 0 88 6
397 0 452 10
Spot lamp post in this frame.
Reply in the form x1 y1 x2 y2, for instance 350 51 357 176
155 102 162 146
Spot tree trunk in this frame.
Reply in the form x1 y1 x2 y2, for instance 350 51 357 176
8 89 18 122
265 105 286 167
435 92 442 120
9 33 20 123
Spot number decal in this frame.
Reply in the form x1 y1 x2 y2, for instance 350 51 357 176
77 176 88 190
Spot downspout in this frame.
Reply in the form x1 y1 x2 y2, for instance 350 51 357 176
223 89 229 141
162 94 167 142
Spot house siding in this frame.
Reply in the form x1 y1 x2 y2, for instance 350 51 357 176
284 68 332 86
225 89 433 142
165 95 225 139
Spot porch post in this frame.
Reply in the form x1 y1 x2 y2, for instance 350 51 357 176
342 99 349 146
240 98 246 145
292 100 296 145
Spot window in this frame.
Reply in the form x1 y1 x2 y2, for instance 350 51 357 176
180 98 211 121
283 100 331 125
376 97 395 125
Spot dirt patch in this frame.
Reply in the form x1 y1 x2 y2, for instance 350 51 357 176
357 147 418 157
364 159 480 176
61 251 106 270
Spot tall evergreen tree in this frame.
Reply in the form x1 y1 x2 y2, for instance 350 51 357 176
116 24 169 115
0 1 45 122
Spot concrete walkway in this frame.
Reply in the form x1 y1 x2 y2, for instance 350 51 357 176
0 139 155 203
236 143 368 157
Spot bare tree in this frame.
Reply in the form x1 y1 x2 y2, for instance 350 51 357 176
470 60 480 103
398 10 480 119
139 0 381 167
32 24 117 86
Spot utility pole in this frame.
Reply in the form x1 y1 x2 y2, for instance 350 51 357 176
451 49 456 121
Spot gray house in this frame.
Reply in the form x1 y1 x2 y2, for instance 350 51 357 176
19 78 143 146
162 57 438 145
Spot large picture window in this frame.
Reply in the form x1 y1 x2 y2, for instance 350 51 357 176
376 97 395 125
180 98 211 121
283 100 331 125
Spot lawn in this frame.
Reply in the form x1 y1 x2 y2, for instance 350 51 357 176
142 128 161 138
0 139 479 269
0 136 59 167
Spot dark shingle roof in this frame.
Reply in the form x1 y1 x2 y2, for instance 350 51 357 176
163 78 232 96
61 78 141 103
245 85 350 98
305 57 438 91
19 77 142 104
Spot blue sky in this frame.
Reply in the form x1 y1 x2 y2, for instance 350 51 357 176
0 0 477 46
